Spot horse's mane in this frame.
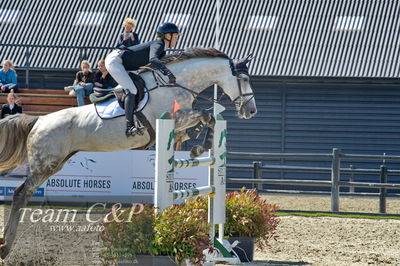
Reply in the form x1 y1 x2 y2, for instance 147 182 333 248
140 47 229 73
161 47 229 65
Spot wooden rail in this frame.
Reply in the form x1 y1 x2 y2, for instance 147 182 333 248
0 88 90 115
227 148 400 213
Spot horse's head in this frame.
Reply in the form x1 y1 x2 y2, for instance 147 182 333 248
224 54 257 119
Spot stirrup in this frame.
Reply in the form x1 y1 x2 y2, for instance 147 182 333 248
132 126 146 136
134 117 145 135
126 126 136 137
126 125 146 137
126 119 146 137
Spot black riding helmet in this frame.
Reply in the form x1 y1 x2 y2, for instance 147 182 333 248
157 22 180 48
157 22 180 36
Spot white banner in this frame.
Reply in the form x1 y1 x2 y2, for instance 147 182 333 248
0 150 208 204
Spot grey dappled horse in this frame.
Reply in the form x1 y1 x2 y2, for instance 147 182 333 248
0 47 257 259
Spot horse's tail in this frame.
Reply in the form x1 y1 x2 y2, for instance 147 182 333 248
0 114 39 172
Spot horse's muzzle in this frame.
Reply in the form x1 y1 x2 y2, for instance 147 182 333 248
238 107 257 119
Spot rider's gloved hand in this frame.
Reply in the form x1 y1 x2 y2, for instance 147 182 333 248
167 72 176 84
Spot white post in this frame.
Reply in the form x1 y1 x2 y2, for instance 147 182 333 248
154 113 175 212
212 1 225 241
213 0 221 118
209 115 227 242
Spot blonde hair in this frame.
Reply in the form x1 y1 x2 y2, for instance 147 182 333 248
7 92 15 99
80 60 91 69
97 60 107 72
123 18 137 28
2 59 15 70
7 92 20 103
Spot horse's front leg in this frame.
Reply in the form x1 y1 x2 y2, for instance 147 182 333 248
175 122 204 142
174 109 215 158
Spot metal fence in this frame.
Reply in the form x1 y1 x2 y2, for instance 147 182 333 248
0 43 114 87
226 148 400 213
0 43 183 88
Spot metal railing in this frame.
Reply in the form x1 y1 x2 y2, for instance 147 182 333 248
226 148 400 213
0 43 183 88
0 43 114 88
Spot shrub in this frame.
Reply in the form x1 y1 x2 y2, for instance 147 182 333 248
153 197 211 265
100 188 280 264
99 201 211 265
99 205 155 264
183 188 280 249
225 187 280 249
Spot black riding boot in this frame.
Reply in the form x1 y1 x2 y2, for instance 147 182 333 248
124 92 137 137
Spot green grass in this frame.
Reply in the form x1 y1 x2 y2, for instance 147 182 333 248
278 210 400 220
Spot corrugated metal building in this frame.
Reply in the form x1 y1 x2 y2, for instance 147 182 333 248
1 0 400 191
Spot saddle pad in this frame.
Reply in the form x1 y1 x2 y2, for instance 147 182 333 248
94 90 149 119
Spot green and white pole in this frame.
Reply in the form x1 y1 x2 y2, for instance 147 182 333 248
154 112 175 211
174 156 215 168
209 115 227 243
213 0 223 118
213 0 227 244
173 185 215 200
154 112 227 242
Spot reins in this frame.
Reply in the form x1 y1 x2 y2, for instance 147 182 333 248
138 57 255 112
140 66 220 105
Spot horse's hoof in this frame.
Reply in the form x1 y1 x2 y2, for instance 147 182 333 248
190 145 204 158
0 238 3 245
0 245 9 260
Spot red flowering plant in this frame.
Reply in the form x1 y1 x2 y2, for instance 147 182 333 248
184 188 280 249
224 187 280 249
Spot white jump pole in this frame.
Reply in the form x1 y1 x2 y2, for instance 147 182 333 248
154 112 175 211
209 115 226 243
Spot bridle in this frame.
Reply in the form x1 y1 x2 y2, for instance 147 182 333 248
141 54 255 111
228 55 255 112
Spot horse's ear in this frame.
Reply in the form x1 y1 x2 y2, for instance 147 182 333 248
245 53 254 62
236 53 255 65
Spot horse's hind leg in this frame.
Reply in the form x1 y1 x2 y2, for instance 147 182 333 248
174 109 215 158
0 154 68 260
0 176 42 259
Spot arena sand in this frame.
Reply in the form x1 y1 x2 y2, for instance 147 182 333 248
0 195 399 265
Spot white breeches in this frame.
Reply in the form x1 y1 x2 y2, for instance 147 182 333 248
105 50 137 94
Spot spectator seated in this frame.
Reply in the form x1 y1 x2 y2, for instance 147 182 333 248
0 88 90 115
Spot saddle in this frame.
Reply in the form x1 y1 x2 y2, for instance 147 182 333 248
89 72 146 110
89 73 155 149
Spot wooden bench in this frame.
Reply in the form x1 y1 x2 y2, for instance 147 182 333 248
0 88 91 115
